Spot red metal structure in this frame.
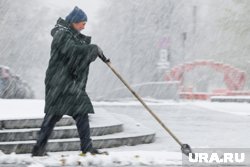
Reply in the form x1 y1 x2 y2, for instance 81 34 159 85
164 60 247 100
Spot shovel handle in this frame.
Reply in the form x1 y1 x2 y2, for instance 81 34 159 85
105 61 183 146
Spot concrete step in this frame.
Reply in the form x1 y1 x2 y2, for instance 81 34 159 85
0 117 75 129
0 122 155 154
0 123 123 142
0 110 118 129
0 110 124 141
0 100 156 154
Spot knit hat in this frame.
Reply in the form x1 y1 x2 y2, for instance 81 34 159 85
65 6 88 24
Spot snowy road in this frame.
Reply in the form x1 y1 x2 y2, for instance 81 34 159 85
100 102 250 151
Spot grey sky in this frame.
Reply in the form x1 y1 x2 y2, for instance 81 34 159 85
43 0 105 32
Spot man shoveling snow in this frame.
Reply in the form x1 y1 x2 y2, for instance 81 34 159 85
32 6 109 157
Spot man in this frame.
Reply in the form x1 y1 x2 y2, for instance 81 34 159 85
32 6 109 156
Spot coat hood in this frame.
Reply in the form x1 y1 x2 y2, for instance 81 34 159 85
51 17 78 37
50 17 91 44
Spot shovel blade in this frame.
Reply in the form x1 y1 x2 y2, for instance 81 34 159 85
181 144 195 159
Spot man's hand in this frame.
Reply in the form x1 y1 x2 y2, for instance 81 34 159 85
97 46 110 63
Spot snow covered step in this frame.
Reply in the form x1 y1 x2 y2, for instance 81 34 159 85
0 125 155 154
0 117 75 129
0 110 124 141
0 123 123 142
0 102 118 129
0 100 156 154
0 110 118 129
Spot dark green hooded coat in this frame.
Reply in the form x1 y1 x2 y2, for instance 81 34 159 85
44 18 98 116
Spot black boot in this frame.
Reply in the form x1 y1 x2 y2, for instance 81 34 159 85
81 148 108 156
31 145 48 157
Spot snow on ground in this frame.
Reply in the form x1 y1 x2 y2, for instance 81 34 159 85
0 99 45 120
0 150 181 167
0 99 250 166
190 101 250 116
1 99 250 120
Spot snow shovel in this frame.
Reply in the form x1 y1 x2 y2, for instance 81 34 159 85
102 59 194 157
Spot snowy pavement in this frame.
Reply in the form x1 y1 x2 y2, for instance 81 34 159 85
0 151 182 167
0 99 250 166
191 101 250 116
101 102 250 150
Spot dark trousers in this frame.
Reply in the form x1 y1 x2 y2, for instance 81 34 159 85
32 113 93 155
